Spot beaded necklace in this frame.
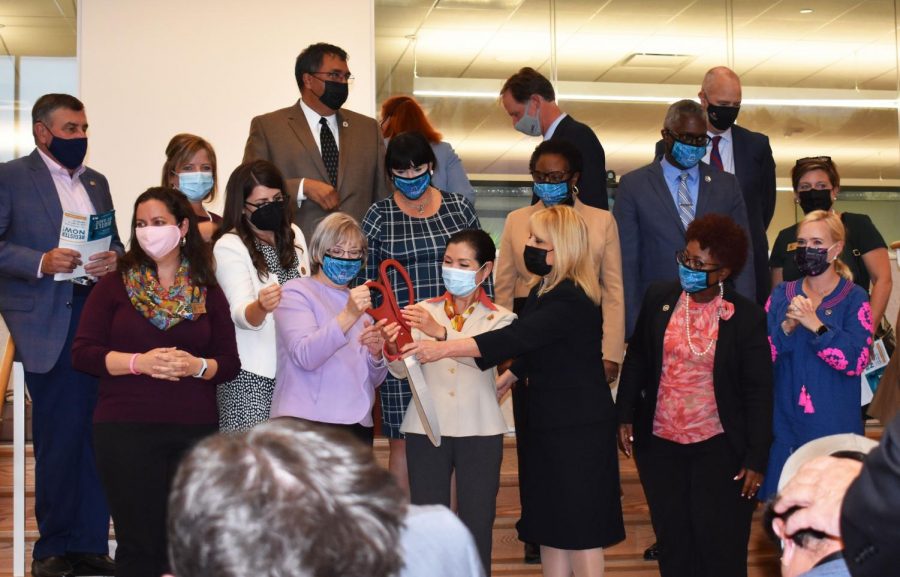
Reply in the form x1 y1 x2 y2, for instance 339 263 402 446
684 281 724 357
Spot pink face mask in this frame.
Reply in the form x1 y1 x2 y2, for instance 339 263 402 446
135 225 182 260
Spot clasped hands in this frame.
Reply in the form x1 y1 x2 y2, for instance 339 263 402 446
783 295 824 334
133 347 204 381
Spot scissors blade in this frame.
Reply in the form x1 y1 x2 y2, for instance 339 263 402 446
403 356 441 447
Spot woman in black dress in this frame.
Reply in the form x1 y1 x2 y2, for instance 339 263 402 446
405 205 625 577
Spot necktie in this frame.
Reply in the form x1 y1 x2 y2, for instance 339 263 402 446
677 172 694 230
319 117 339 187
710 135 723 171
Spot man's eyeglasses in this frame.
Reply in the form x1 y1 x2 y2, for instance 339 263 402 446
667 130 710 148
531 170 571 184
795 156 832 166
312 71 354 83
675 249 721 271
327 247 363 259
245 195 285 210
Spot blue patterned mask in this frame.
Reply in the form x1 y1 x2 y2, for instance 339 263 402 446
393 172 431 200
322 255 362 286
678 262 711 294
671 140 707 169
533 182 570 206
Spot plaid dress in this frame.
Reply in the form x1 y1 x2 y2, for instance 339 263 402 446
361 191 491 437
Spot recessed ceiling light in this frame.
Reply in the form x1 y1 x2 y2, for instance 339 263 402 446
800 8 813 14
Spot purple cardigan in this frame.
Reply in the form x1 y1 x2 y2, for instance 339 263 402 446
71 272 240 425
271 277 387 426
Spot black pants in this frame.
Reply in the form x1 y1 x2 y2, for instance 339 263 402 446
634 434 755 577
406 433 503 575
93 422 217 577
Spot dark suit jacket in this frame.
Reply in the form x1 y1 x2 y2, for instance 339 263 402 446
532 114 608 210
655 126 775 304
474 280 614 430
616 281 773 473
841 414 900 577
0 149 123 373
613 160 755 338
243 101 390 238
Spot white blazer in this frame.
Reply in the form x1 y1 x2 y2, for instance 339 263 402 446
213 225 310 379
390 292 516 437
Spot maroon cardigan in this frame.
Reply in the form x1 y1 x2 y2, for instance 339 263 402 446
72 272 240 425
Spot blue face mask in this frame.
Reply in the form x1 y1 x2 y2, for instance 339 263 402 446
442 265 484 297
671 140 707 169
322 255 362 286
533 182 570 206
393 171 431 200
177 172 214 201
678 262 712 294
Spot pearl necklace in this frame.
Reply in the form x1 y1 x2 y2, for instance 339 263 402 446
685 282 723 357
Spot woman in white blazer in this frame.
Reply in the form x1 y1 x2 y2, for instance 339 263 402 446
388 229 515 574
213 160 309 432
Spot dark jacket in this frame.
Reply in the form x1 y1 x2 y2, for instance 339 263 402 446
617 281 773 472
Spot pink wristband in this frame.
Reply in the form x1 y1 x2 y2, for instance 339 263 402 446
129 353 141 375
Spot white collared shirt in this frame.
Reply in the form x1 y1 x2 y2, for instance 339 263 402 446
543 112 568 140
296 99 341 203
703 127 735 174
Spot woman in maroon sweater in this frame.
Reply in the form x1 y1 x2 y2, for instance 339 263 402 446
72 187 239 577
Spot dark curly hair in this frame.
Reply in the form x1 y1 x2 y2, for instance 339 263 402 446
528 139 584 177
685 213 748 277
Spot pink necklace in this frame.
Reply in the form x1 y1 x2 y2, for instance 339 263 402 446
684 282 724 357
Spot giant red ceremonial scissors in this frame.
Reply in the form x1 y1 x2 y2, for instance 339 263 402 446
365 259 414 361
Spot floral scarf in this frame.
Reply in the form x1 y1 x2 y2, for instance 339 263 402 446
124 258 207 330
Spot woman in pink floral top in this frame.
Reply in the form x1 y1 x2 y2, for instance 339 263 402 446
761 210 871 501
617 214 773 577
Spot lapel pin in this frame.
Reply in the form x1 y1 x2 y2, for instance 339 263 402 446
89 180 96 186
662 304 670 311
704 175 711 183
342 121 349 128
825 309 832 316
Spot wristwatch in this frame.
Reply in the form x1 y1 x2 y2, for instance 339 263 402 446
815 324 829 337
193 357 209 378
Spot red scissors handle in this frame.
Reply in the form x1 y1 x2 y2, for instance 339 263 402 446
364 259 416 361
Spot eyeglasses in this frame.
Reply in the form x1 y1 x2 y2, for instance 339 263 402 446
675 249 721 271
245 195 285 210
667 130 711 148
327 247 363 259
795 156 832 166
531 170 571 184
312 71 354 83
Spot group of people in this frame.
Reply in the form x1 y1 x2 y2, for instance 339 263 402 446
0 39 895 577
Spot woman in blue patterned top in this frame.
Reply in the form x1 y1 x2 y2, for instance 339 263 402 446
362 131 485 490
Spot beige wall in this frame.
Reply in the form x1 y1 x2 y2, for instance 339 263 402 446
78 0 377 239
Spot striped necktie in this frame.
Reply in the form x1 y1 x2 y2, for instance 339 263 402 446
710 135 724 170
677 172 694 230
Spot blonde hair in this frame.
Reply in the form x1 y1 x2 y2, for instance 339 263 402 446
798 210 853 281
529 205 601 305
308 212 367 274
162 133 218 203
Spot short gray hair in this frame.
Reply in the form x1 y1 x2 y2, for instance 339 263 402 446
167 419 407 577
664 99 705 131
308 212 368 274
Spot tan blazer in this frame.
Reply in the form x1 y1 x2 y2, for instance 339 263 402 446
389 294 517 437
243 100 390 238
494 199 626 364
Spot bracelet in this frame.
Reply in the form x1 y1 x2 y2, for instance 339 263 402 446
439 327 448 341
129 353 141 375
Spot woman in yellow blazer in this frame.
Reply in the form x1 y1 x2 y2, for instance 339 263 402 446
495 139 625 383
389 229 516 575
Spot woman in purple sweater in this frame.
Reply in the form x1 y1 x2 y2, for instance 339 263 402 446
72 187 239 577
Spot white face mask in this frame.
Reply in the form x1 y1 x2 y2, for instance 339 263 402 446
442 264 485 297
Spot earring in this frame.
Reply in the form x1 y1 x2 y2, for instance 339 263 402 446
180 236 186 247
572 185 580 197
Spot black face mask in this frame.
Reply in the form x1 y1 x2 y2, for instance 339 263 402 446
318 80 348 111
48 134 88 169
798 189 833 214
794 245 833 277
523 245 552 277
707 104 740 131
248 201 285 232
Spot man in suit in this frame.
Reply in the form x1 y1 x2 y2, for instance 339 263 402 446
0 94 123 577
616 99 755 339
244 42 389 238
654 67 776 305
500 67 609 210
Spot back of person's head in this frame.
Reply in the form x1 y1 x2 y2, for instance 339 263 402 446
798 209 852 281
161 133 219 202
385 131 438 173
663 99 705 130
500 67 555 103
380 96 442 142
295 42 348 91
167 419 406 577
529 205 600 304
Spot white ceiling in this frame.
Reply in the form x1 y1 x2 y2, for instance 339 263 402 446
0 0 76 56
375 0 900 184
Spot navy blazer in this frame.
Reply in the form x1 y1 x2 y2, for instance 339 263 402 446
0 149 123 373
613 160 755 338
616 281 773 473
531 114 609 210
